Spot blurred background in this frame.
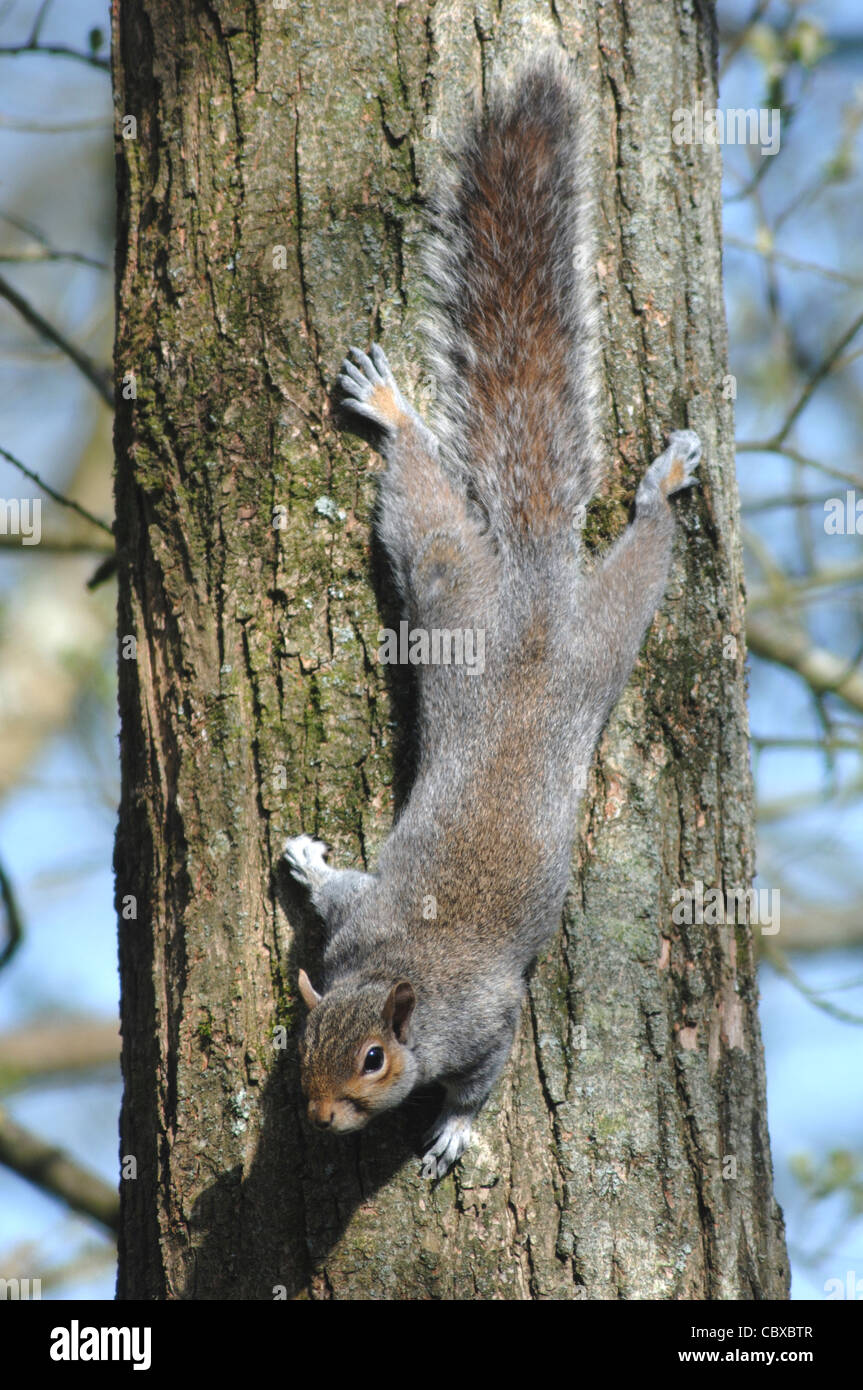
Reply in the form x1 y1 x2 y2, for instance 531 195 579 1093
0 0 861 1300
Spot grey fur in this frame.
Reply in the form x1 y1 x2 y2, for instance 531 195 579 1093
286 58 701 1178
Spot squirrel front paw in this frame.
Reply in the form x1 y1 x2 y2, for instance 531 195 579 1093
421 1114 473 1180
336 344 412 437
282 834 332 889
638 429 702 504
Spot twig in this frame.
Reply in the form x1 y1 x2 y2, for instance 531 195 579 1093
761 943 863 1026
741 492 836 513
774 309 863 445
0 531 113 553
719 0 772 78
29 0 54 46
0 210 108 270
725 235 863 288
0 270 113 406
0 43 109 71
0 859 23 969
13 1244 116 1293
87 554 118 589
0 115 110 133
0 249 107 269
737 441 863 490
752 736 862 751
0 444 113 535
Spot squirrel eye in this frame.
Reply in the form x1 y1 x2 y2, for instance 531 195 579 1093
362 1045 385 1074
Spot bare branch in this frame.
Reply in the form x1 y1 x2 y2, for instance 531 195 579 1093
0 444 113 536
761 944 863 1026
748 560 863 613
742 492 835 514
737 441 863 490
0 248 107 268
762 905 863 948
738 313 863 478
758 775 863 824
752 736 862 751
0 1109 118 1234
0 270 113 405
725 235 863 289
747 612 863 715
774 309 863 446
0 115 110 133
28 0 54 45
718 0 772 78
2 1243 116 1293
0 42 109 71
0 1019 119 1080
0 531 113 554
87 554 118 589
0 210 108 270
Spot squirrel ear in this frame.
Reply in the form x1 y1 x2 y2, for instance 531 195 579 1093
383 980 415 1043
298 968 322 1011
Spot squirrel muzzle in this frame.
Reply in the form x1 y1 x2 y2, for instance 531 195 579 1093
307 1095 370 1133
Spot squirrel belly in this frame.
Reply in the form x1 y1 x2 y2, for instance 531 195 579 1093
284 54 701 1179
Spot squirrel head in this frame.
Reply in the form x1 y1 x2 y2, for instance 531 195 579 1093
296 972 417 1133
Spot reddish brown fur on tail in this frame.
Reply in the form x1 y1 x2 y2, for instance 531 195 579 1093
423 57 600 558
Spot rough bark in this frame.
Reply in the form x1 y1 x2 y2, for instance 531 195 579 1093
113 0 790 1299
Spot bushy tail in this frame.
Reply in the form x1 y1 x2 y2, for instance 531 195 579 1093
424 56 601 556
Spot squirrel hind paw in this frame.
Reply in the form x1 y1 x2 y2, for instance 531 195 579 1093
640 429 702 502
667 427 701 467
282 834 330 885
659 429 702 495
421 1115 473 1180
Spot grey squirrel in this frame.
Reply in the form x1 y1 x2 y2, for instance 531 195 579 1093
284 56 701 1178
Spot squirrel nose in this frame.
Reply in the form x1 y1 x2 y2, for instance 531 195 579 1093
308 1100 334 1129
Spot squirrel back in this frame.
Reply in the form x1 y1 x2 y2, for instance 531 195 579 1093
424 57 601 559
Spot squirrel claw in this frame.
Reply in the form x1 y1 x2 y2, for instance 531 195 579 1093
421 1114 473 1179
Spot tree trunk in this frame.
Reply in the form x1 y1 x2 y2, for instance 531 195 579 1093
112 0 790 1299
